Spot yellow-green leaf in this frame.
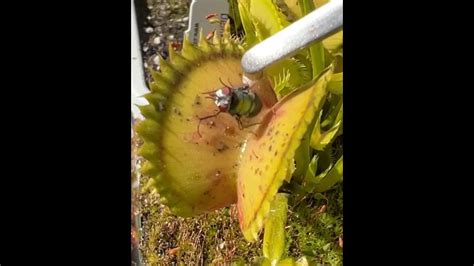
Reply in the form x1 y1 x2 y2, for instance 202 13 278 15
314 155 343 192
282 0 329 19
299 155 319 193
249 0 289 39
328 72 342 95
238 0 257 47
277 258 296 265
263 193 289 262
266 58 311 98
321 95 342 128
323 31 343 52
297 0 325 78
310 105 342 151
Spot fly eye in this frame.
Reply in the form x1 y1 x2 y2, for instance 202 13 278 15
221 87 231 95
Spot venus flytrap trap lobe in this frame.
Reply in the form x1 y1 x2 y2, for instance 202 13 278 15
137 20 257 217
237 67 333 241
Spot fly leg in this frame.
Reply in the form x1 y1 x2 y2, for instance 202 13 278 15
197 110 221 137
234 116 262 137
235 115 244 130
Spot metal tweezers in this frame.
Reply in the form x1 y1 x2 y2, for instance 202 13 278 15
241 0 342 79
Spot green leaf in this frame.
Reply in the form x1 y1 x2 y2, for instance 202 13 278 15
309 42 325 78
238 0 257 47
285 159 296 183
307 155 319 177
313 192 328 202
300 155 319 193
314 156 343 193
334 104 343 125
310 105 342 151
321 95 342 128
249 0 289 39
273 69 291 95
229 0 243 34
291 150 341 199
298 0 315 14
277 258 296 265
317 143 333 171
299 0 325 77
314 162 333 184
323 31 343 52
327 72 343 95
267 58 312 98
288 154 319 202
263 193 289 263
311 122 341 151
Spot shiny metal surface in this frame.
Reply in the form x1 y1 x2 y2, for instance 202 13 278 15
241 0 342 75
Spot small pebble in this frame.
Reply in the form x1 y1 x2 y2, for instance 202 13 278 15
145 27 153 33
159 10 170 17
158 4 167 11
153 55 160 65
153 37 161 45
167 35 175 40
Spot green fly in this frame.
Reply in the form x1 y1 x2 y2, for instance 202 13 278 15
197 78 262 136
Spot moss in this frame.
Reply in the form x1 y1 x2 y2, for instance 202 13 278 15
285 184 343 265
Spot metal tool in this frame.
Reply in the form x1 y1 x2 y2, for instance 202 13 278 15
241 0 342 78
